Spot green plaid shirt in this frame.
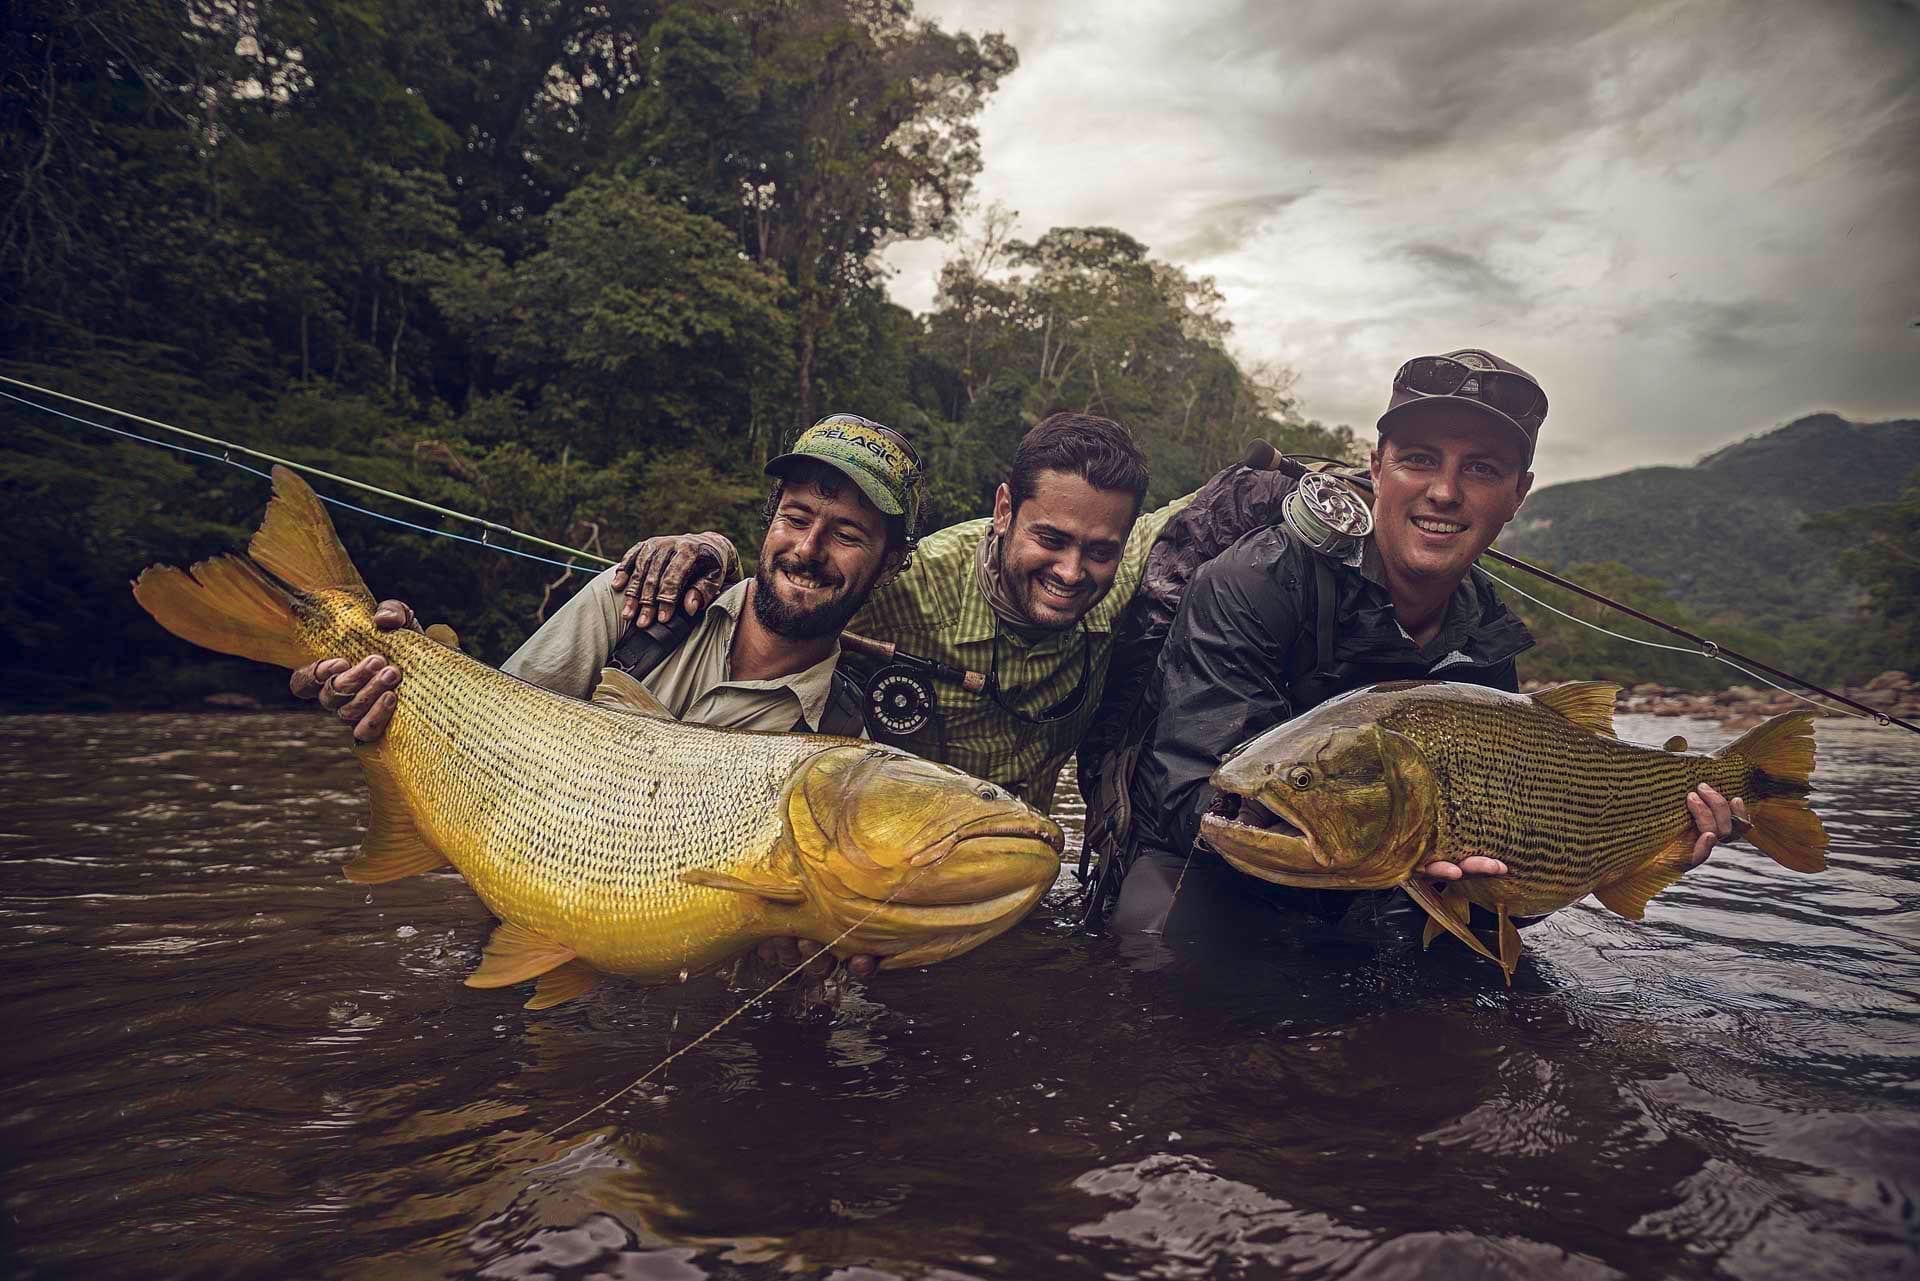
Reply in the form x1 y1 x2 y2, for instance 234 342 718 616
849 496 1190 814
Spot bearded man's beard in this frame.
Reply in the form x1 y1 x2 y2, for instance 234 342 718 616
752 554 872 640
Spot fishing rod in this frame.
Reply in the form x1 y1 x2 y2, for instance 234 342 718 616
8 377 1908 735
0 374 616 569
1261 446 1919 736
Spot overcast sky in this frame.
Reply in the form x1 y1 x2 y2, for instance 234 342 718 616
881 0 1920 486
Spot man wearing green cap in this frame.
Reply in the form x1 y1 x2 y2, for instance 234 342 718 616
289 413 923 743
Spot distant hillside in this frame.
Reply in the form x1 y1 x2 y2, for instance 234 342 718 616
1498 414 1920 627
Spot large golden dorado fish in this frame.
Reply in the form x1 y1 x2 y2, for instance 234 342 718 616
133 467 1062 1009
1199 680 1826 982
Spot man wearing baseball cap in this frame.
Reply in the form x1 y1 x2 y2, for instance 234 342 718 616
290 412 924 743
1100 349 1743 936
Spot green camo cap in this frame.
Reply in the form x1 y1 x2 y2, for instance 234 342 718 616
767 413 924 540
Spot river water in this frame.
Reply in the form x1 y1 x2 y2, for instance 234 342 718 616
2 711 1916 1280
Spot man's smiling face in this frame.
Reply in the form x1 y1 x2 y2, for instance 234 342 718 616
1369 407 1534 587
992 469 1137 630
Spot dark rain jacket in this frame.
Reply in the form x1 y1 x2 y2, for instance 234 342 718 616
1128 524 1536 871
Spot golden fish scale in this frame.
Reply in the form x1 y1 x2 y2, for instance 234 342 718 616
295 590 836 979
1381 696 1752 917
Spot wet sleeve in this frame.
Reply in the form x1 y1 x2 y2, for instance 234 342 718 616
500 566 626 699
1131 538 1303 859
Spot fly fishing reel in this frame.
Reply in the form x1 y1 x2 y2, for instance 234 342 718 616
865 664 937 736
1282 469 1374 558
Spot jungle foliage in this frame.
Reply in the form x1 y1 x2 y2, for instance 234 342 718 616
2 0 1350 706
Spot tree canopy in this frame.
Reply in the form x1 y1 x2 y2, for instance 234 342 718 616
2 0 1346 707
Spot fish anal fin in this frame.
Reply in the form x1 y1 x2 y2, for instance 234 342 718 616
593 668 674 719
248 467 373 602
1402 877 1499 966
1529 682 1621 735
1663 735 1689 752
1592 833 1694 920
678 867 806 906
342 746 448 883
466 921 576 989
525 960 598 1010
1497 910 1522 986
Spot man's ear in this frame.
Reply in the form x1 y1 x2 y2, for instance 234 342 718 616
992 482 1013 537
1512 469 1535 515
1369 442 1385 484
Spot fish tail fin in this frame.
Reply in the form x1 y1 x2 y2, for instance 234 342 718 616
132 556 312 670
248 466 373 602
1717 711 1827 873
132 466 370 670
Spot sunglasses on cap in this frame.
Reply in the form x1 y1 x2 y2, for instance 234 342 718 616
1393 356 1548 430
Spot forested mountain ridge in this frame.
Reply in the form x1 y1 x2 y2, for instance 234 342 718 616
1497 415 1919 687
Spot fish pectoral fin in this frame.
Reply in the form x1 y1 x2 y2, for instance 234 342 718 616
678 867 807 906
1662 735 1689 752
1592 834 1694 920
1402 877 1500 967
466 921 577 989
591 668 674 719
1497 910 1522 986
1529 682 1621 736
424 622 461 651
1418 883 1474 951
525 960 598 1010
343 747 450 884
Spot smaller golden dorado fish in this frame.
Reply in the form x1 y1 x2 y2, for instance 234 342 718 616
1199 680 1827 983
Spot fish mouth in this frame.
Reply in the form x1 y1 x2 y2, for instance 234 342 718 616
1198 790 1329 885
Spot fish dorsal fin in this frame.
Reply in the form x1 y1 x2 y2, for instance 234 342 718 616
1530 682 1620 735
465 921 576 989
424 622 461 651
343 746 451 884
1592 832 1694 920
679 867 807 906
592 667 674 719
1402 877 1499 966
1663 735 1689 752
248 466 373 603
524 960 598 1011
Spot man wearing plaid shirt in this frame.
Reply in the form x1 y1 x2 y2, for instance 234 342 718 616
618 412 1175 815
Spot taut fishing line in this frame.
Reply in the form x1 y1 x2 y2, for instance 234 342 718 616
500 860 939 1165
0 376 617 572
1480 567 1882 726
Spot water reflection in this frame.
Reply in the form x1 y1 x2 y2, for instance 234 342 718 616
1 712 1916 1279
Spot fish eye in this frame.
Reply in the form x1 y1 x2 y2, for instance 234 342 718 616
975 783 1002 801
1287 766 1315 790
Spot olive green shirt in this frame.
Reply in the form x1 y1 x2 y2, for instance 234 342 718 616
848 495 1190 814
503 571 845 734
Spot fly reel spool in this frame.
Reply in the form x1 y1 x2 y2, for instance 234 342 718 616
865 665 936 736
1281 469 1373 558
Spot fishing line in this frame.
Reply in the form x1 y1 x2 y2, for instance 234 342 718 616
0 376 618 569
500 861 940 1165
1482 567 1880 725
5 391 609 574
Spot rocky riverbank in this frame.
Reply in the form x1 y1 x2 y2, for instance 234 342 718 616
1522 670 1918 730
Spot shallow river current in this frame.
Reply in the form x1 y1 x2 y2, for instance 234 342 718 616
3 711 1917 1280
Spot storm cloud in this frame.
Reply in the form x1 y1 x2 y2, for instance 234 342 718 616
884 0 1920 484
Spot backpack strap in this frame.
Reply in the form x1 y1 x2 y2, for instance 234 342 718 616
819 668 869 738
